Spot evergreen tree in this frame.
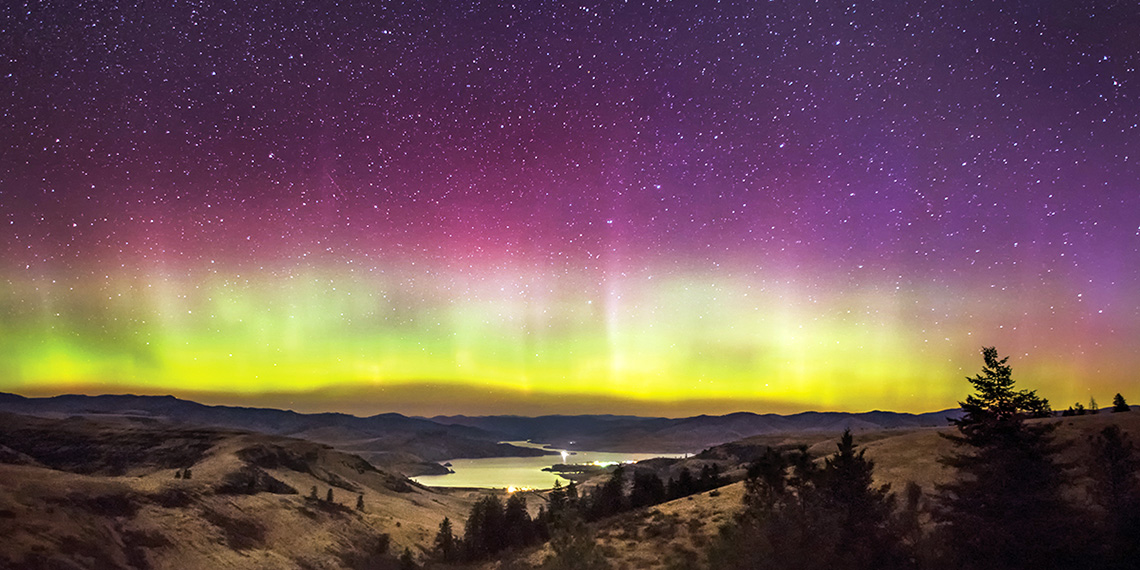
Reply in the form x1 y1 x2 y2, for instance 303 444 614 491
953 347 1050 427
1089 425 1140 570
937 346 1080 570
629 470 666 509
463 495 505 560
433 517 459 563
786 444 819 487
1112 393 1130 412
895 482 926 560
326 488 334 503
503 493 535 548
398 547 417 570
586 466 627 520
747 447 789 489
1089 396 1099 414
356 494 364 511
708 433 905 570
310 485 318 500
668 467 697 499
818 429 900 569
565 481 579 510
548 480 567 516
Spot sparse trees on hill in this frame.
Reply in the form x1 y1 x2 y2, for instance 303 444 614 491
667 467 697 499
586 466 627 520
708 432 906 570
458 493 543 562
540 516 611 570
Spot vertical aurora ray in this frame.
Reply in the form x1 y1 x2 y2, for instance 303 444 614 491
6 253 1132 414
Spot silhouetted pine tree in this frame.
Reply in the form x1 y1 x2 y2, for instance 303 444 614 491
937 346 1082 570
1089 425 1140 570
629 470 666 509
586 466 626 520
698 463 725 491
667 467 697 499
564 481 579 510
433 516 459 563
548 480 567 515
503 493 535 549
463 495 505 560
709 433 911 570
398 547 417 570
818 429 902 569
1112 393 1130 412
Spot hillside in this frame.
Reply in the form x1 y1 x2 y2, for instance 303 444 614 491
2 405 1135 569
0 393 555 477
432 409 961 453
0 412 483 570
524 410 1140 570
0 393 963 475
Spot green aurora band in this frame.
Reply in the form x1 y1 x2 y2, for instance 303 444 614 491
2 259 1127 416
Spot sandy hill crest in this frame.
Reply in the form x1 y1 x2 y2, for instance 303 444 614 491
0 412 482 570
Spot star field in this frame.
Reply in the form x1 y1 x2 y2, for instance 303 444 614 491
1 1 1138 416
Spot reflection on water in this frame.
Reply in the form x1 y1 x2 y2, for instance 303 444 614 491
411 442 686 489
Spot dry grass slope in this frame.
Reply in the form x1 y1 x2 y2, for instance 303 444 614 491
535 410 1140 570
0 412 483 570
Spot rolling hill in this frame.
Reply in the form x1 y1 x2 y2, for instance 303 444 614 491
0 411 487 569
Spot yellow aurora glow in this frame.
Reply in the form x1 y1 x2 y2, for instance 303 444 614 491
1 261 1127 417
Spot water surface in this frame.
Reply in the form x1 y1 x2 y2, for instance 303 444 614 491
411 442 685 489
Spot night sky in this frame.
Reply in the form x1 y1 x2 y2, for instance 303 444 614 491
2 1 1137 417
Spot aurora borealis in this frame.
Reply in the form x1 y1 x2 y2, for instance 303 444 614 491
1 1 1137 416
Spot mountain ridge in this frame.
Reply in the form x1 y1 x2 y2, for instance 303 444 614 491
0 391 961 456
